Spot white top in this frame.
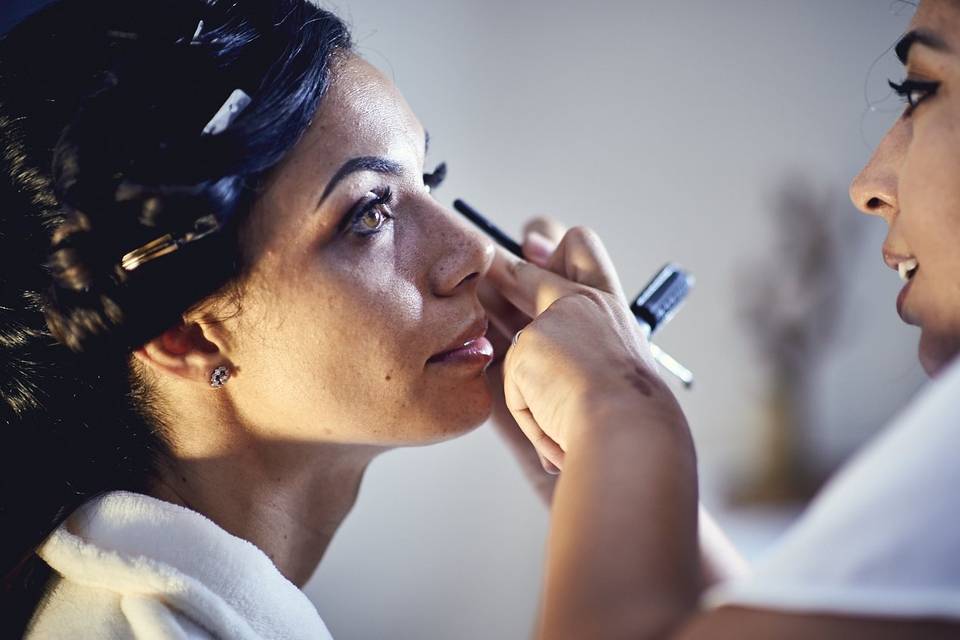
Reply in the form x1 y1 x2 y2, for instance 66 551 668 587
704 353 960 620
26 491 334 639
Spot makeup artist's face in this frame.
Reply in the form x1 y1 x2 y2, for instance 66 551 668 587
216 54 496 446
850 0 960 376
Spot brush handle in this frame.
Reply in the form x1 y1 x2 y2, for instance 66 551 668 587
453 199 524 258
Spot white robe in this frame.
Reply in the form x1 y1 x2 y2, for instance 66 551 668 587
26 491 334 639
705 353 960 621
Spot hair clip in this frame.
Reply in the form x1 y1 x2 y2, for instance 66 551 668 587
119 214 220 272
201 88 252 136
191 19 204 44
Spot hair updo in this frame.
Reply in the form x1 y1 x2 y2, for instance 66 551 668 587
0 0 351 633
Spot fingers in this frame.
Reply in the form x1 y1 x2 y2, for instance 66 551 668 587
507 397 566 471
486 215 568 334
502 344 566 470
537 452 562 475
504 379 566 468
546 226 626 302
487 224 624 317
487 246 581 318
523 216 567 245
523 232 554 268
478 279 528 339
523 217 566 268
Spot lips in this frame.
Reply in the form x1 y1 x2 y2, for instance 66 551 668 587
896 276 917 324
427 317 494 365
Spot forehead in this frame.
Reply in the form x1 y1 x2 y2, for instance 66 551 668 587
912 0 960 39
242 54 426 263
302 54 425 170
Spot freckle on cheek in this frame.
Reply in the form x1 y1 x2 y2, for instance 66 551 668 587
385 373 392 381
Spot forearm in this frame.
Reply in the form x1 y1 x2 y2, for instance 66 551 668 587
537 406 701 640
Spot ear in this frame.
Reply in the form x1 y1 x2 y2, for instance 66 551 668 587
132 319 231 386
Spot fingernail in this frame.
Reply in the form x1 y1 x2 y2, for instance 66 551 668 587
542 459 561 475
524 231 554 266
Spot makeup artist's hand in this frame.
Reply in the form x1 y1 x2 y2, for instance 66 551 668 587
485 227 685 471
480 217 567 504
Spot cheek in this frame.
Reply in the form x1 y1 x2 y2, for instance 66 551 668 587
901 108 960 225
297 264 426 382
241 231 492 443
900 116 960 303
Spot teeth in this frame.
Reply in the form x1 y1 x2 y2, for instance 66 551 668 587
898 258 919 282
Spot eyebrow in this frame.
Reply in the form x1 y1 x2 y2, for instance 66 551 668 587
316 130 431 210
896 29 951 64
317 156 404 208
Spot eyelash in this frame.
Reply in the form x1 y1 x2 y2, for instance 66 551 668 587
423 162 447 192
344 186 395 237
888 78 940 116
341 162 448 239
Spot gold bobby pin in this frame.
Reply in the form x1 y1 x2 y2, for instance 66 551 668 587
119 215 220 272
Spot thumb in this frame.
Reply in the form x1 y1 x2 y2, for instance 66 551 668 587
546 226 626 302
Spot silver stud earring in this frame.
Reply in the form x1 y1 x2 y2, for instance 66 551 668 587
209 365 230 388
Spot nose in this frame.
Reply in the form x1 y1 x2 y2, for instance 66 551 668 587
426 201 495 297
849 118 908 224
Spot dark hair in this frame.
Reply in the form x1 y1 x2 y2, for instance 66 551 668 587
0 0 351 634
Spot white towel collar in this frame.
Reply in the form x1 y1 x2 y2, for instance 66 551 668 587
38 490 333 640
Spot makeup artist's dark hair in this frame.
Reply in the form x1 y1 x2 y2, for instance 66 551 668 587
0 0 351 634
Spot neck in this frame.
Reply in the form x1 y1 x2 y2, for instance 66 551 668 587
150 437 385 587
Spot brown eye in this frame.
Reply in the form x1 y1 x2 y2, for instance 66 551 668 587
344 186 395 237
360 207 386 231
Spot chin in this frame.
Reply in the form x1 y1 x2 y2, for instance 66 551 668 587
414 386 494 445
917 329 960 378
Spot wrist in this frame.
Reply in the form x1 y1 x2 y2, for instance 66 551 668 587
562 386 692 454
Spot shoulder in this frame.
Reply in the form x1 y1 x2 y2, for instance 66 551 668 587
705 354 960 620
26 574 213 639
30 490 333 639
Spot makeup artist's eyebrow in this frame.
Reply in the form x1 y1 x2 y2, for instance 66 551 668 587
424 129 430 156
896 29 950 64
317 156 403 207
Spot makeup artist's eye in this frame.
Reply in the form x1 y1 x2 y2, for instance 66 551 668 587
889 78 939 116
423 162 447 194
342 187 394 237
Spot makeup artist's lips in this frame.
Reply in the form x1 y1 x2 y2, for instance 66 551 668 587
884 247 920 325
897 277 917 324
427 318 494 366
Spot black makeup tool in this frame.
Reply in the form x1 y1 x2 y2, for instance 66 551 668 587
454 198 694 389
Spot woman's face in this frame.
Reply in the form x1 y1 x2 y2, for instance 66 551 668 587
850 0 960 376
209 54 496 446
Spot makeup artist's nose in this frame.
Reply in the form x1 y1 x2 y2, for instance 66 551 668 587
849 119 906 225
429 208 495 297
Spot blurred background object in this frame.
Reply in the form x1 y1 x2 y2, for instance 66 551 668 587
1 1 927 639
735 176 865 504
